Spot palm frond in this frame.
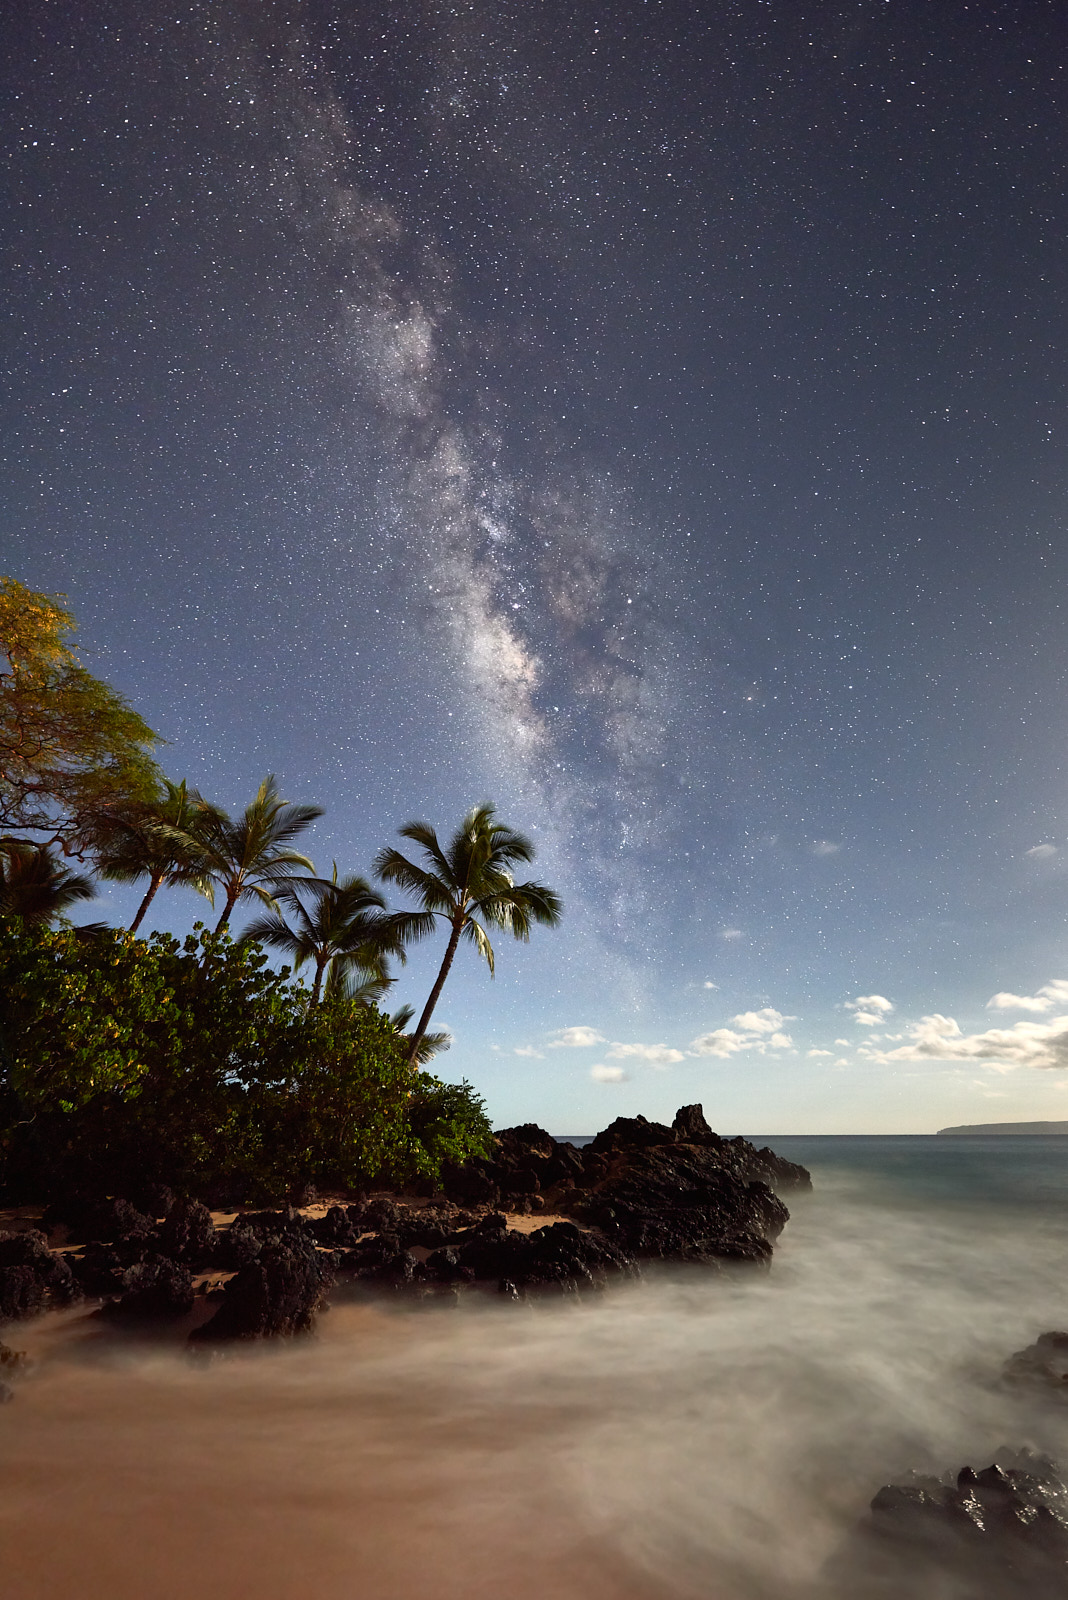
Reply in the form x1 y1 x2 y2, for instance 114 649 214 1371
475 880 563 938
395 820 455 880
0 839 97 925
461 915 496 974
374 848 455 914
387 908 439 947
405 1027 452 1064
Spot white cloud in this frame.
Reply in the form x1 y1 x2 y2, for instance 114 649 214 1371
548 1026 606 1048
807 1048 833 1058
513 1046 544 1058
606 1042 686 1067
703 980 719 990
590 1063 627 1083
689 1028 750 1058
731 1007 795 1034
986 979 1068 1014
720 928 744 941
1025 844 1058 859
689 1014 794 1058
862 1013 1068 1072
812 840 840 856
846 994 894 1026
834 1038 850 1047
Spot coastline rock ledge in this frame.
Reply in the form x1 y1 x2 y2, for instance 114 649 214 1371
0 1105 811 1343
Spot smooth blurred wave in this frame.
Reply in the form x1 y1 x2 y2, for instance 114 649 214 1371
3 1142 1068 1598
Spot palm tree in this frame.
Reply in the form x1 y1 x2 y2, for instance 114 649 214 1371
388 1002 452 1065
0 838 96 925
374 803 562 1065
91 778 223 933
239 866 405 1004
323 958 394 1008
194 774 323 933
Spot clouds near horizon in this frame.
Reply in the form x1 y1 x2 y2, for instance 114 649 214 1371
861 1012 1068 1072
987 980 1068 1013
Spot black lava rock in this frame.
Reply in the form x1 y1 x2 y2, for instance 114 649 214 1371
69 1197 157 1245
1003 1330 1068 1390
305 1206 359 1248
159 1199 217 1265
829 1451 1068 1599
0 1230 79 1323
455 1218 633 1290
191 1231 333 1341
323 1106 810 1307
560 1138 786 1265
101 1256 196 1320
214 1208 309 1271
424 1247 473 1285
438 1160 500 1206
0 1340 29 1378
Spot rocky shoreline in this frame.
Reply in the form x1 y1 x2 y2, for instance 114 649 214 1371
0 1103 810 1349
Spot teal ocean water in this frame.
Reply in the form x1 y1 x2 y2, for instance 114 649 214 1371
752 1133 1068 1214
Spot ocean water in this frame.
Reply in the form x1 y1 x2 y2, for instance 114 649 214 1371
3 1137 1068 1599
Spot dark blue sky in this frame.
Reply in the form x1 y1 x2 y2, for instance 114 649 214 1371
4 0 1068 1130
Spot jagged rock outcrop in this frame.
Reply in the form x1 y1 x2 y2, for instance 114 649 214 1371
439 1102 809 1225
1003 1330 1068 1390
348 1105 809 1293
0 1105 808 1332
830 1452 1068 1599
158 1198 217 1264
192 1221 332 1341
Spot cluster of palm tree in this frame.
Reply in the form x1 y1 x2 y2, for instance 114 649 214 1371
1 780 562 1066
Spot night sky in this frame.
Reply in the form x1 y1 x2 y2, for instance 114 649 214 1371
4 0 1068 1132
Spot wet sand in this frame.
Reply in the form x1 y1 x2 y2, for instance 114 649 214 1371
0 1300 671 1600
5 1176 1068 1600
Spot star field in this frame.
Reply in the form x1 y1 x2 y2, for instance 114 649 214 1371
3 0 1068 1130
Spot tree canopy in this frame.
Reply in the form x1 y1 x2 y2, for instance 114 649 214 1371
0 576 162 849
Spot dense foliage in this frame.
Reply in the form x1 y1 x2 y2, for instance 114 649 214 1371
0 575 559 1208
0 921 493 1204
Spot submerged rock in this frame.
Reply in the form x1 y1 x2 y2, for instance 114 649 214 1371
828 1450 1068 1598
1003 1330 1068 1390
0 1339 30 1400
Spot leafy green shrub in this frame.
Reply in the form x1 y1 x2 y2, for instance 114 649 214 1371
404 1077 495 1177
0 920 492 1203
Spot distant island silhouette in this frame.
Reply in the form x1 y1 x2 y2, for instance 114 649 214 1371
936 1120 1068 1136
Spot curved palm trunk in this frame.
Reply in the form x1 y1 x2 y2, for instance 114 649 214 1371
311 952 329 1005
128 872 164 934
213 888 239 935
407 916 463 1065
